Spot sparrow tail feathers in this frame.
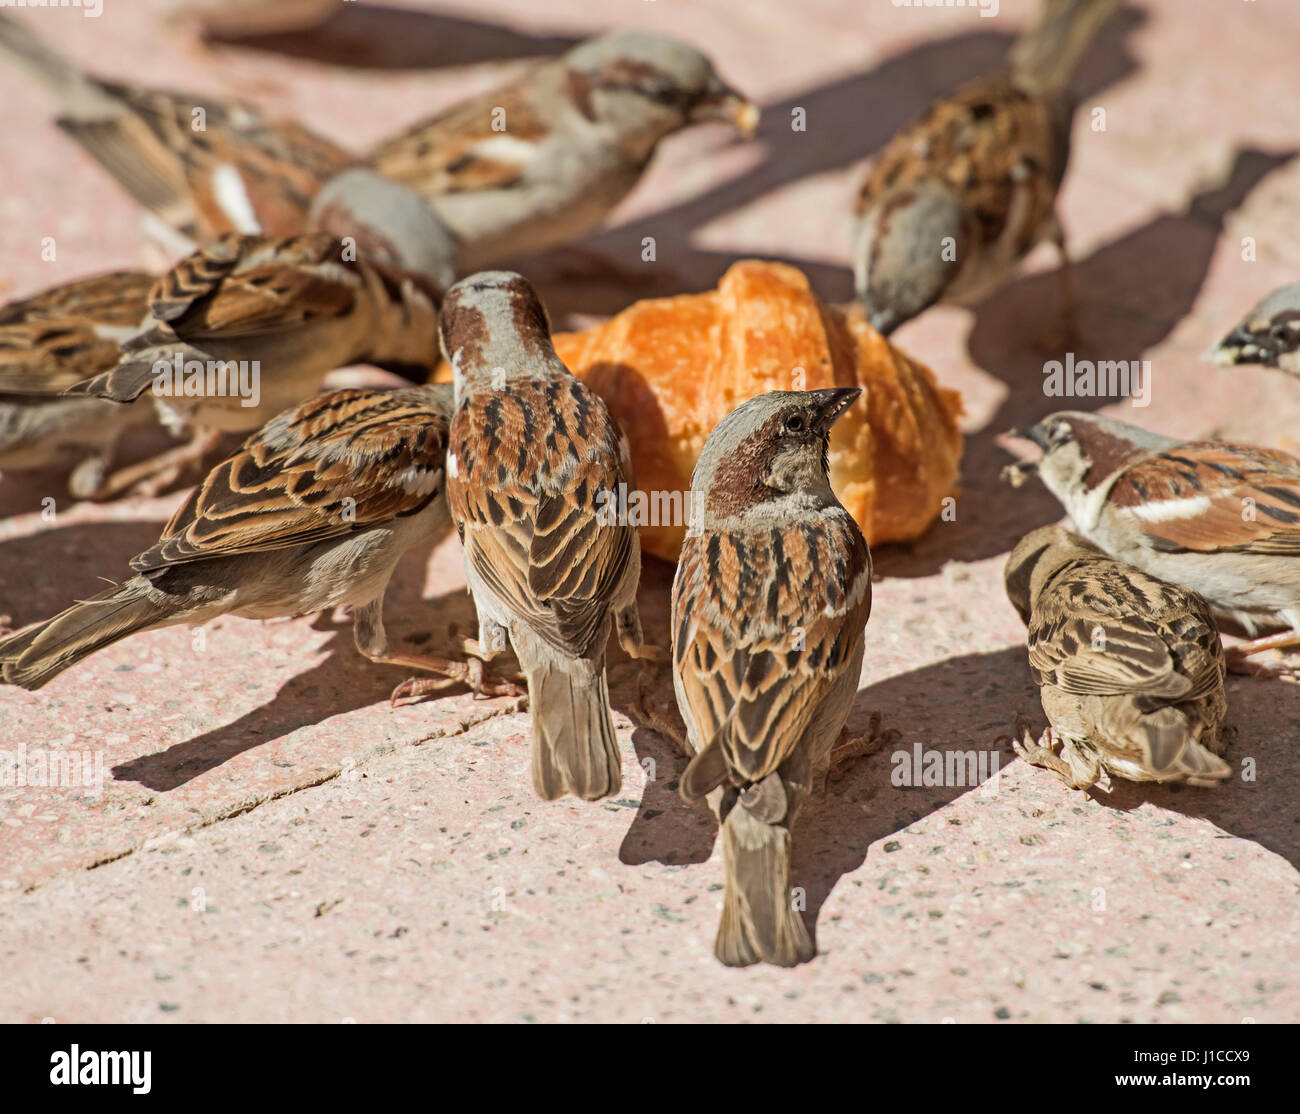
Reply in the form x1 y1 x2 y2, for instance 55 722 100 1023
0 585 161 691
717 800 814 968
1008 0 1118 97
0 12 120 116
67 347 177 404
527 656 622 801
1141 709 1231 784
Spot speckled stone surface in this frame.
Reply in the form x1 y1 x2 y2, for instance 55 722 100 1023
0 0 1298 1023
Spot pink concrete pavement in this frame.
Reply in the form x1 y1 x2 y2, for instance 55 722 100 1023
0 0 1297 1022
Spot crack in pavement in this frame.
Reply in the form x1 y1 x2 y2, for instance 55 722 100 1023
8 695 531 899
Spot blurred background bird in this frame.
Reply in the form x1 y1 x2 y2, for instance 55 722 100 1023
852 0 1118 337
1208 281 1300 379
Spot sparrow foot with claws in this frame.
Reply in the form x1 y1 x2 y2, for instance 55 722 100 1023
389 656 527 706
826 711 900 788
1011 715 1107 793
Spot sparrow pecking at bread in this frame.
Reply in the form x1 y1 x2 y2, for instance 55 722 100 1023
63 169 458 495
0 271 157 498
1207 281 1300 379
1003 411 1300 673
0 382 521 700
0 10 352 250
1004 524 1230 792
672 388 872 967
852 0 1118 335
441 271 649 801
366 30 759 272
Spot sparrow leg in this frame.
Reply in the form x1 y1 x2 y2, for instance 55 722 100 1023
1063 740 1107 793
1042 214 1078 349
67 452 112 502
825 710 900 789
444 622 524 670
627 660 691 756
1011 716 1075 783
615 604 664 661
93 428 224 500
351 600 525 705
1226 630 1300 681
452 618 513 664
138 213 199 265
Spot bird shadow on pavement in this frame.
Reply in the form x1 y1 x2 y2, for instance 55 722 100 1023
0 518 167 626
529 5 1146 319
873 145 1300 580
1060 674 1300 875
616 644 1300 961
205 4 584 70
105 545 514 792
617 647 1029 950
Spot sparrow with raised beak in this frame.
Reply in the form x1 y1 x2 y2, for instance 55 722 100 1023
852 0 1117 335
1004 524 1230 791
441 271 648 801
1208 281 1300 379
672 388 872 967
63 169 459 496
367 30 759 272
0 10 352 250
1004 411 1300 672
0 382 521 699
0 271 156 498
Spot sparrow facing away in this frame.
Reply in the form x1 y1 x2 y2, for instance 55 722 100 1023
0 383 521 699
672 388 871 967
1208 281 1300 379
0 271 156 498
852 0 1118 335
63 170 458 495
0 10 352 248
367 30 759 272
1004 524 1230 792
1004 411 1300 672
441 271 648 801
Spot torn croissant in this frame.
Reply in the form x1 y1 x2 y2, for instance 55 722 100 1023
439 260 965 561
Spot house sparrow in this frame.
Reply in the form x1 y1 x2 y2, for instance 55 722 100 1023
441 271 648 801
672 388 872 967
1208 281 1300 378
366 30 759 272
1004 411 1300 671
852 0 1118 335
0 271 157 498
63 170 458 495
0 10 352 248
1004 524 1230 791
0 382 521 699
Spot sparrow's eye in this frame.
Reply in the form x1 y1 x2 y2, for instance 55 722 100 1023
784 413 806 434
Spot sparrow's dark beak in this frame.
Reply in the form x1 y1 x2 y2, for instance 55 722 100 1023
810 387 862 432
1006 423 1052 451
1205 326 1258 367
1000 425 1048 488
692 78 760 137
